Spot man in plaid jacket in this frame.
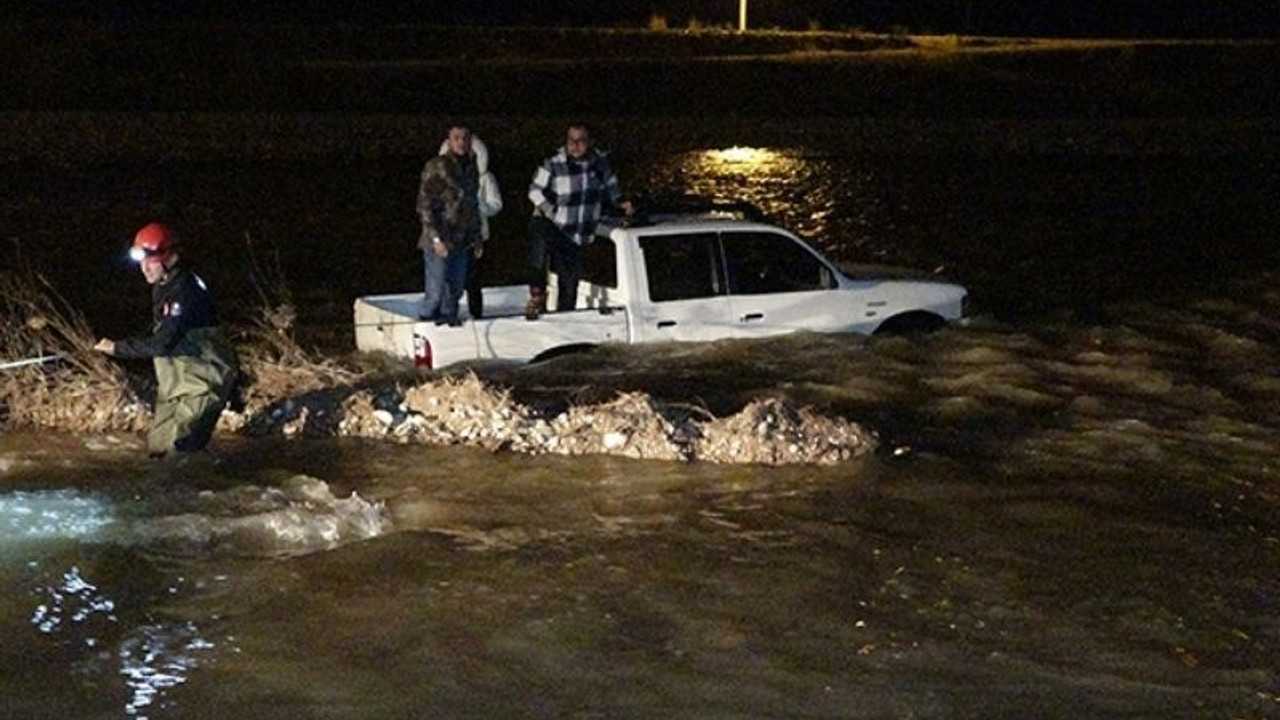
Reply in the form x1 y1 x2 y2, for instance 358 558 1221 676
526 122 633 318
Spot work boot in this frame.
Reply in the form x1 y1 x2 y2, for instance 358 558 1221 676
524 288 546 321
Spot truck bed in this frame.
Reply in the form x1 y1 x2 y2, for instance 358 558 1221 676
354 286 630 367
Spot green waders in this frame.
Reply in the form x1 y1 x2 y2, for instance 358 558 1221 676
148 327 239 455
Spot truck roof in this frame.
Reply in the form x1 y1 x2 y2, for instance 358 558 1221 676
628 197 767 225
612 218 788 237
603 197 787 238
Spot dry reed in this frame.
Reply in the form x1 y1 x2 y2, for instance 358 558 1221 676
0 269 147 432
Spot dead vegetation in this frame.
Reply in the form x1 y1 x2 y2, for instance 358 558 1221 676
224 232 361 433
0 270 148 433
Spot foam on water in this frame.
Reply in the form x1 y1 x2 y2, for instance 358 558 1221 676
119 475 393 558
0 489 114 543
1 474 390 559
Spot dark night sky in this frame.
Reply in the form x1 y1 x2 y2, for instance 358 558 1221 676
4 0 1278 37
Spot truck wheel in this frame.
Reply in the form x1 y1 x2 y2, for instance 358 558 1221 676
531 344 597 364
872 311 946 336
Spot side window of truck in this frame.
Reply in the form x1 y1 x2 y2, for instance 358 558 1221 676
640 233 721 302
722 231 833 295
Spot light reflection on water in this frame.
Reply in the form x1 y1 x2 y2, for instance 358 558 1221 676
22 562 217 720
645 146 891 258
31 565 118 634
1 478 388 718
113 621 216 719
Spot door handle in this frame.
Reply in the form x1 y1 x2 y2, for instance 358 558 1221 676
740 313 764 322
657 320 677 328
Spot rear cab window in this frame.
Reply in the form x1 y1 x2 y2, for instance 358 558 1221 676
639 232 723 302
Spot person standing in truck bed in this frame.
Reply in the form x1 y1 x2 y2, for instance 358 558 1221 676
525 121 633 319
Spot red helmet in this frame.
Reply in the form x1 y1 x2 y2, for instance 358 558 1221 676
129 222 179 263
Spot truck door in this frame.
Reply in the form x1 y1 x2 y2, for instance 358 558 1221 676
720 230 844 338
631 232 736 343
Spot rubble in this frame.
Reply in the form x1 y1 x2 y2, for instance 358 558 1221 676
222 369 875 466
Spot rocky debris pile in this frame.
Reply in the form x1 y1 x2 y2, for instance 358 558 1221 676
540 391 689 461
235 373 876 466
697 397 872 465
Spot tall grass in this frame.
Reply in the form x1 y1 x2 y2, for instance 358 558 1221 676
0 269 146 432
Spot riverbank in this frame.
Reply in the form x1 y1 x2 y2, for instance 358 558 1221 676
1 353 875 466
0 270 873 465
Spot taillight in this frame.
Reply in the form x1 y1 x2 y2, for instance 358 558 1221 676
413 332 433 369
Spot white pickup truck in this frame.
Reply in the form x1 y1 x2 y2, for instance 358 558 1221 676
354 210 968 369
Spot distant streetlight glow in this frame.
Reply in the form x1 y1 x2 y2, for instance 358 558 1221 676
739 0 748 31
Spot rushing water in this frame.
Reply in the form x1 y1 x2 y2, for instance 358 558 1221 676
2 121 1280 718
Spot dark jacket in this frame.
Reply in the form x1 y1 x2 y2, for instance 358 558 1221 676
114 266 221 359
416 151 482 252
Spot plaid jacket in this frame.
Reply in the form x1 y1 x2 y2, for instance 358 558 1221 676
527 148 624 245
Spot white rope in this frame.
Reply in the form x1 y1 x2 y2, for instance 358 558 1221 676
0 354 63 371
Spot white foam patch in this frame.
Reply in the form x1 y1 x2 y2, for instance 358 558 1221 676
120 475 392 558
0 490 114 542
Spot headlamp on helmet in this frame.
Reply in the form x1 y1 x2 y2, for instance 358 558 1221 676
128 245 156 262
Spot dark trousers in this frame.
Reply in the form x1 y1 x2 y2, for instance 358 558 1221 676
528 216 583 312
466 247 485 318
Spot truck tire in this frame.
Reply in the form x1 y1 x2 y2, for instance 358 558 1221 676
872 311 947 336
530 343 597 364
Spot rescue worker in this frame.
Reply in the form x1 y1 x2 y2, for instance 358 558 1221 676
94 223 239 458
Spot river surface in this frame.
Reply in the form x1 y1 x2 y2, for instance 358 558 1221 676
2 119 1279 718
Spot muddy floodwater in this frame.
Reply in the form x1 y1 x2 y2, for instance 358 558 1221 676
3 113 1280 718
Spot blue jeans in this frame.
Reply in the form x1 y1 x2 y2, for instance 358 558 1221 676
422 247 471 322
